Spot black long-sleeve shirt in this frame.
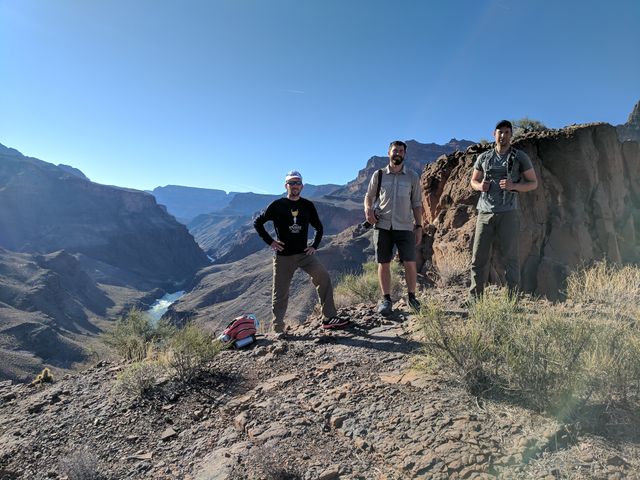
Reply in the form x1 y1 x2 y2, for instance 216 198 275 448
253 197 323 256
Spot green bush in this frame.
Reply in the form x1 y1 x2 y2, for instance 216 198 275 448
165 323 221 383
335 262 402 305
417 285 640 414
512 117 548 138
105 308 175 361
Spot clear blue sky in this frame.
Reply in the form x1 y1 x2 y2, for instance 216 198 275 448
1 0 638 194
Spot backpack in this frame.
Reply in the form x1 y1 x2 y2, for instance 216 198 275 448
219 314 258 349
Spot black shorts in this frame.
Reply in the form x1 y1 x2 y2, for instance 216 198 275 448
373 228 416 263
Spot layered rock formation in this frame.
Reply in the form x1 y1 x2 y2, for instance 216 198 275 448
0 152 208 286
421 123 640 298
617 100 640 143
0 146 210 380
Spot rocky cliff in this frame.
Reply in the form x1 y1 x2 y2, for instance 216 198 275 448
421 123 640 298
617 100 640 143
0 152 208 286
0 147 210 380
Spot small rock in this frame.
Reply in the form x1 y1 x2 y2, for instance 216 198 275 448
160 427 177 441
234 412 249 431
317 466 340 480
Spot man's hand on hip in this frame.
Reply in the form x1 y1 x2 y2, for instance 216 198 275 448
304 247 316 255
270 240 285 252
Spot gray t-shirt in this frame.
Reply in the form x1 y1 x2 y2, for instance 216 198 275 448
473 148 533 213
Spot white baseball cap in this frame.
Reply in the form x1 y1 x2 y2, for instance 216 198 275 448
285 170 303 182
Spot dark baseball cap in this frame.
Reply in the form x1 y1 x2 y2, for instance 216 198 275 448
495 120 513 130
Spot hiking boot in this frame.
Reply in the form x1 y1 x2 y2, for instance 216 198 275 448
407 295 421 313
322 316 350 330
377 298 393 317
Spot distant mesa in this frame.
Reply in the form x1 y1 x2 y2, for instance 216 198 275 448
151 185 239 223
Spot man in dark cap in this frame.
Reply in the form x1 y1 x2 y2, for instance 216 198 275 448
469 120 538 298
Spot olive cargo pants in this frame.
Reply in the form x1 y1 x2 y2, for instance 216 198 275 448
469 210 520 297
272 253 337 333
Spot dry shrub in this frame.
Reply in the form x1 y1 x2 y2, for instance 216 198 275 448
435 248 471 286
164 323 221 383
335 262 402 306
105 308 175 361
116 360 166 398
417 282 640 414
59 449 104 480
108 311 221 396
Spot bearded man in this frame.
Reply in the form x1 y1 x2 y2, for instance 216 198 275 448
364 141 423 316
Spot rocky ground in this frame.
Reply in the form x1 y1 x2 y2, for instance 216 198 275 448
0 289 638 479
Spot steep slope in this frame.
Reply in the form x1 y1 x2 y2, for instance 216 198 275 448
421 123 640 298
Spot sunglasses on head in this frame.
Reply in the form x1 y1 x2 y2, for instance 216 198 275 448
286 180 302 186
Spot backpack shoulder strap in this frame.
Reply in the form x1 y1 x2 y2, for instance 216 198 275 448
375 169 383 201
477 150 492 172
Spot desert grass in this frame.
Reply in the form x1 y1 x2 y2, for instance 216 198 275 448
417 263 640 415
566 260 640 318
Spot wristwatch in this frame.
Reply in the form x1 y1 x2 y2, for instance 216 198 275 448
414 224 422 230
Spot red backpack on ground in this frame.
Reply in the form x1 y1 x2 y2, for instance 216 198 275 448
220 314 258 348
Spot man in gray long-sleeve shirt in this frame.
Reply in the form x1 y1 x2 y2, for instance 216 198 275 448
364 141 423 316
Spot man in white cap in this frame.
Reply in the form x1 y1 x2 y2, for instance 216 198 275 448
254 170 349 334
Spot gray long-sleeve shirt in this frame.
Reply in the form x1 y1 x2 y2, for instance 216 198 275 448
364 165 421 231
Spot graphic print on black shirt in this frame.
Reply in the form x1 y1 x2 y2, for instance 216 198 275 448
253 197 323 256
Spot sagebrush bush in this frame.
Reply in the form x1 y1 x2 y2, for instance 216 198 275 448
435 248 470 286
164 323 221 383
417 281 640 414
105 308 175 361
116 360 166 397
335 262 402 305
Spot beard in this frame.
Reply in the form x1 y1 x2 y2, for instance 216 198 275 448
391 155 404 165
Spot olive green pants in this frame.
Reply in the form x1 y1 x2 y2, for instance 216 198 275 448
469 210 520 297
272 253 337 333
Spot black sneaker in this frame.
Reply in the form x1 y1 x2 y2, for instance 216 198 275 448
377 298 392 317
407 296 421 313
322 317 350 330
